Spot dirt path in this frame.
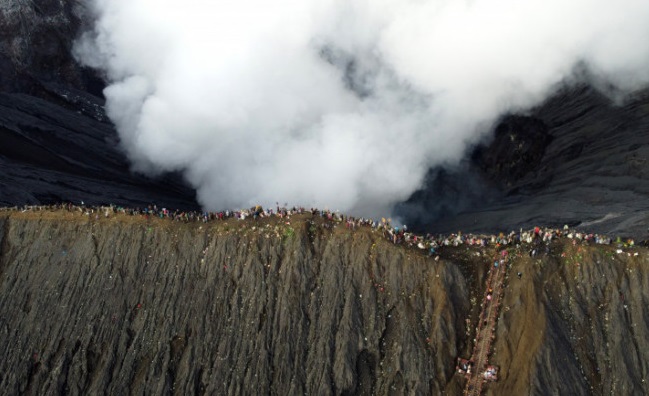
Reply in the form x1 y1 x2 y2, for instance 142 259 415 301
464 253 508 396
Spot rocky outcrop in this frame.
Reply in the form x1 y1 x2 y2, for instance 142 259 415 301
0 210 648 395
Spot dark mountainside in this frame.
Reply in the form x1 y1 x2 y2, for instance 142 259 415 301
398 85 649 237
0 1 199 210
1 209 648 395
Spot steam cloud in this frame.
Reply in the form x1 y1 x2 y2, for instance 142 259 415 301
76 0 649 215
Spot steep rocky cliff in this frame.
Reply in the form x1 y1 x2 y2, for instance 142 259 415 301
0 209 647 395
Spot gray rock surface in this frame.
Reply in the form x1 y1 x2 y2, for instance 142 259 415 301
0 0 94 93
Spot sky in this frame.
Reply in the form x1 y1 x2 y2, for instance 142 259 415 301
75 0 649 216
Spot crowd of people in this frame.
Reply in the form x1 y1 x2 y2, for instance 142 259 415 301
1 203 635 255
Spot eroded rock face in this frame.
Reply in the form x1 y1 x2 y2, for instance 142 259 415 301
492 242 649 395
0 211 470 395
0 210 648 395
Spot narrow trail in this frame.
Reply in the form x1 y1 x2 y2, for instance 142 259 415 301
459 251 509 396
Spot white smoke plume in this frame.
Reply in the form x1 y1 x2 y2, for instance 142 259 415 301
75 0 649 215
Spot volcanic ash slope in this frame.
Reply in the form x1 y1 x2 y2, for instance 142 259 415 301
0 210 648 395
